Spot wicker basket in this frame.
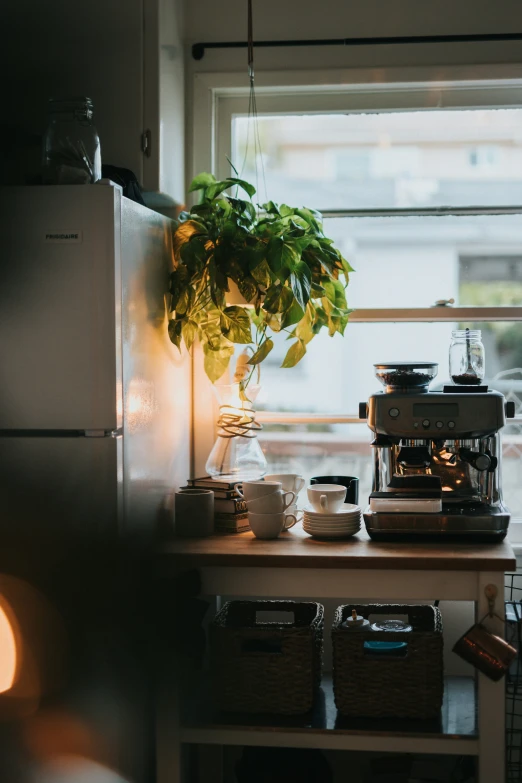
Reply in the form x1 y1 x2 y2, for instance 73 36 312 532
210 600 324 715
332 604 443 719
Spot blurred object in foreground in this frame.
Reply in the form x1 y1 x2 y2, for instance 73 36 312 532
0 576 68 720
24 707 132 783
31 758 130 783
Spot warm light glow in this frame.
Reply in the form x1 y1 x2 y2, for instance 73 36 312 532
125 379 155 431
0 602 17 693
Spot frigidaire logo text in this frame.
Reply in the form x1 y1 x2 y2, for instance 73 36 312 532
43 231 82 243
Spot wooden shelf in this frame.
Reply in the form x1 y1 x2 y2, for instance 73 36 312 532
159 526 515 572
180 676 478 756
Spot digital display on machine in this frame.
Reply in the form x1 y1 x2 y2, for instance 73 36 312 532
413 403 459 417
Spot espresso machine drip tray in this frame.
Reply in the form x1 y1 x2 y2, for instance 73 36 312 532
364 502 510 541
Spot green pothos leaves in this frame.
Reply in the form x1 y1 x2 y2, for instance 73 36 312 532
248 338 274 365
220 306 252 344
168 173 354 381
281 339 307 368
202 339 235 383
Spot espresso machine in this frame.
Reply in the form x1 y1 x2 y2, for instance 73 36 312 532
359 362 516 540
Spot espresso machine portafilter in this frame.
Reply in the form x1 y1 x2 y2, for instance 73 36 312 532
359 362 516 540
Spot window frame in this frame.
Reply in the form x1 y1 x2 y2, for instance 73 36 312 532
190 64 522 527
191 63 522 329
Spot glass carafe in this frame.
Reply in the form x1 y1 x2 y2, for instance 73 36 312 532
43 97 101 184
206 383 267 481
449 329 485 385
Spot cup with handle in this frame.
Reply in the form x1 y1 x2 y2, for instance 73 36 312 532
307 484 346 514
248 510 298 540
246 490 296 514
265 473 305 496
236 480 282 501
310 475 359 505
287 504 303 523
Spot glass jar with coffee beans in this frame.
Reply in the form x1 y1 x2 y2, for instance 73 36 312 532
449 329 485 386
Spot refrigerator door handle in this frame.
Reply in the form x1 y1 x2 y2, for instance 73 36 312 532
85 428 122 438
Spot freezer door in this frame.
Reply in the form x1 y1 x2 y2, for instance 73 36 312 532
0 185 121 430
0 435 121 569
120 198 191 539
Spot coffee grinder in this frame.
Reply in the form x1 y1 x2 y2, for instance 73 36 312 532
359 362 516 540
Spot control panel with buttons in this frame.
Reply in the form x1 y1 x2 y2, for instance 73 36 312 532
367 390 506 439
384 407 461 432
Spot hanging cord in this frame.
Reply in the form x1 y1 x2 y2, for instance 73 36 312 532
239 0 267 203
247 0 254 82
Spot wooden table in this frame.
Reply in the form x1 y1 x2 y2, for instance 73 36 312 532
157 528 516 783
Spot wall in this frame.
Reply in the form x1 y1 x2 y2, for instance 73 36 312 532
1 0 185 204
184 0 522 194
1 0 144 184
185 0 522 73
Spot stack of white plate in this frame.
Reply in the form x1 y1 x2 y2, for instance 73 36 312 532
302 503 361 539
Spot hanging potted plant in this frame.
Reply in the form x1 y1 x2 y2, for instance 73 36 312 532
168 172 353 384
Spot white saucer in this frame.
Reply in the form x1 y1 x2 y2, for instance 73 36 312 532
303 519 361 531
304 519 360 529
303 514 361 525
303 523 361 534
303 513 361 522
304 503 361 518
303 527 360 540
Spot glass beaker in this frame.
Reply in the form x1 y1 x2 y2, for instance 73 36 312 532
449 329 485 385
43 97 102 184
206 383 267 481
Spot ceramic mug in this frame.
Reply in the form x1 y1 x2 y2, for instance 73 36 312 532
248 510 298 540
236 480 282 502
246 490 296 514
265 473 305 496
311 475 359 505
287 503 303 523
175 488 214 537
453 622 517 681
307 484 346 514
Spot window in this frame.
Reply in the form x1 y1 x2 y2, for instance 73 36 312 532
468 145 501 170
192 69 522 522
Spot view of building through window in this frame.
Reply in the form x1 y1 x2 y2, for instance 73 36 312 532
232 108 522 516
234 109 522 209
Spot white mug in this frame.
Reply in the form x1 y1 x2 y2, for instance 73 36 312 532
246 490 296 514
265 473 305 495
248 510 298 540
236 480 282 501
307 484 346 514
287 503 303 523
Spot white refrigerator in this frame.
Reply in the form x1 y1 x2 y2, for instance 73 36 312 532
0 183 191 562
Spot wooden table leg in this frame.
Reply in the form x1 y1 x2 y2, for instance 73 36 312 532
476 571 506 783
197 745 224 783
156 652 183 783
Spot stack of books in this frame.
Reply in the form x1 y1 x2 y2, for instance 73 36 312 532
186 477 250 534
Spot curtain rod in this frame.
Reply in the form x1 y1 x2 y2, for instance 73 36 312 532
192 32 522 60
